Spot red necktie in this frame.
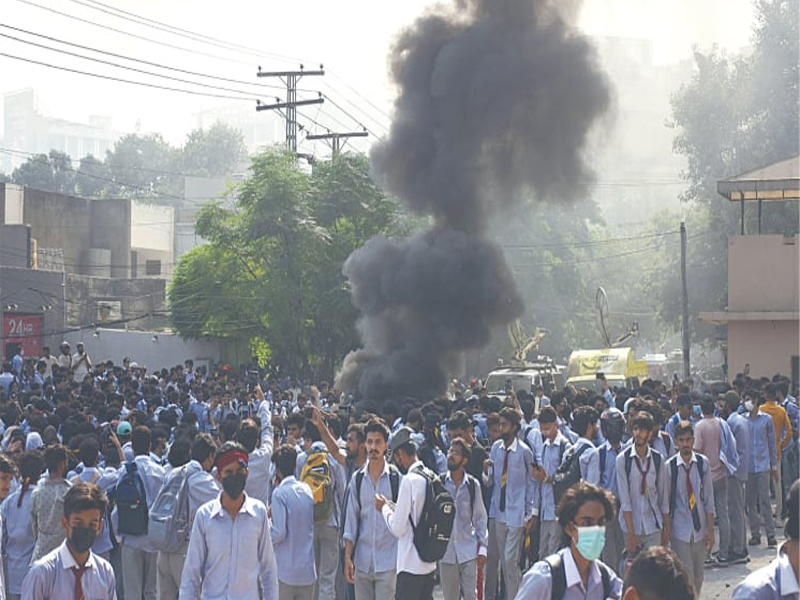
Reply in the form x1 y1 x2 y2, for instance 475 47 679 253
683 464 702 531
499 447 510 512
635 455 651 495
72 566 87 600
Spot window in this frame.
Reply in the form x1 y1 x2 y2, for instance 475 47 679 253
145 260 161 276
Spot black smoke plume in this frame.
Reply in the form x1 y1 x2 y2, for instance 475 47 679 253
338 0 611 407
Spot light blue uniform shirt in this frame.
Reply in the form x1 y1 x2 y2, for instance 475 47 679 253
514 546 622 600
727 412 750 481
598 440 627 499
440 472 488 564
487 438 538 526
573 437 601 486
270 476 316 586
538 433 571 522
343 461 400 574
666 452 715 544
747 412 777 473
2 485 36 595
179 493 278 600
21 540 117 600
615 445 669 536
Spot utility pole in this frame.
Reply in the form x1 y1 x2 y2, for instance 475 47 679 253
306 130 368 159
256 65 325 153
680 221 690 380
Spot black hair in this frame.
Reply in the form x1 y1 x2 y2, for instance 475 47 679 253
364 417 390 442
0 453 17 475
236 419 260 453
271 444 297 478
538 406 558 424
786 479 799 540
346 423 366 444
64 482 108 519
556 481 615 548
571 405 599 437
449 437 472 462
623 546 695 600
303 421 322 443
674 420 694 440
190 433 218 464
43 444 68 474
78 437 100 468
167 436 192 468
131 426 151 456
18 450 44 482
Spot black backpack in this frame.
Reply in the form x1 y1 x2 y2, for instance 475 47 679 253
545 552 612 600
409 465 455 563
116 461 149 536
552 442 592 504
417 443 439 473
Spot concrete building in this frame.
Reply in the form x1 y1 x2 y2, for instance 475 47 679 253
700 156 800 384
0 184 177 359
2 89 121 173
0 183 174 279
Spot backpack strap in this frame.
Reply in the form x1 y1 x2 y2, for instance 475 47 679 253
599 562 612 599
388 464 401 503
467 475 476 515
660 431 671 455
545 553 567 600
669 458 678 517
599 446 607 475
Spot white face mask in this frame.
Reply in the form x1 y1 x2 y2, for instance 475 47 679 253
744 400 754 412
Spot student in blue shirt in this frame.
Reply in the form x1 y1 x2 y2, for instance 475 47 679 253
515 481 622 600
440 438 488 600
270 443 316 600
733 479 799 600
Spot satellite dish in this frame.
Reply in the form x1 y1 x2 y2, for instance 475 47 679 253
596 287 611 348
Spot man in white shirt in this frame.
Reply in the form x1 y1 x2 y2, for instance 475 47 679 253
375 427 436 600
71 342 91 383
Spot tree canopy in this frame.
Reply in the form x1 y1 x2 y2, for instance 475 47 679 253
8 121 247 201
168 148 402 377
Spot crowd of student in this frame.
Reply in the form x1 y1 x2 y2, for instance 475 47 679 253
0 343 797 600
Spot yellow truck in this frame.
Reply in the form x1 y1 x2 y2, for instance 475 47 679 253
566 347 647 392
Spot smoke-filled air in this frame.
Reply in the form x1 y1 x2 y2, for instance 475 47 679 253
337 0 612 408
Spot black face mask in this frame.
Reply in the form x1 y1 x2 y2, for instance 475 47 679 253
69 526 97 553
221 472 247 499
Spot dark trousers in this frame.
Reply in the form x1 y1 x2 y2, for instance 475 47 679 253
396 571 435 600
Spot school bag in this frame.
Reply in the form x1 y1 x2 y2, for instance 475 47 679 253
552 441 591 504
148 465 191 552
116 461 149 536
300 448 335 523
545 552 612 600
409 465 455 563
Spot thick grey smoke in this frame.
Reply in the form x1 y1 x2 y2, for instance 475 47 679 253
338 0 611 406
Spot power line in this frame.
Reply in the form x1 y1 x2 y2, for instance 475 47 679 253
0 23 293 92
9 0 279 69
1 33 265 99
0 52 257 101
65 0 310 65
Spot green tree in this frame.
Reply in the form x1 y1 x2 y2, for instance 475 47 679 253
169 148 400 377
11 150 76 194
104 133 182 200
74 154 109 197
182 122 248 177
654 0 799 341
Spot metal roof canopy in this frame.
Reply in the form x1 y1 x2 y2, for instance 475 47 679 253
717 156 800 234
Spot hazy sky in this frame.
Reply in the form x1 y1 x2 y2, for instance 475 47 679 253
0 0 756 155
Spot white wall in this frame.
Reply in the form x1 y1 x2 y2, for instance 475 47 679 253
63 328 220 371
131 201 174 253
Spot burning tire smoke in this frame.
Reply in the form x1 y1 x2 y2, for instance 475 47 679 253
337 0 611 407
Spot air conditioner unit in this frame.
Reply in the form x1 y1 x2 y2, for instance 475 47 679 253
96 301 122 323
